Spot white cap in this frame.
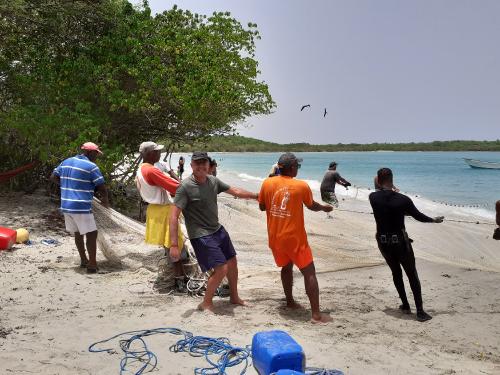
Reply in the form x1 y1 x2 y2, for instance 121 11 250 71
139 141 164 154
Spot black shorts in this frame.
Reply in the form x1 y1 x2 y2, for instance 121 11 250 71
190 226 237 272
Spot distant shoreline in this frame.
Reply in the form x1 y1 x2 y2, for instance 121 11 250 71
175 135 500 152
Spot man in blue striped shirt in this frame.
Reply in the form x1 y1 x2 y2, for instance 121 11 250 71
51 142 109 273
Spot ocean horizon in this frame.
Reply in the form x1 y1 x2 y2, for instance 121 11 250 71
165 151 499 219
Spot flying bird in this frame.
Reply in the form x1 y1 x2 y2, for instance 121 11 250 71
324 108 327 117
300 104 311 111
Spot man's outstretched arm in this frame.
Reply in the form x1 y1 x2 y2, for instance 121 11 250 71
406 200 443 223
50 174 59 184
338 177 351 187
306 201 333 212
225 187 259 200
96 184 110 208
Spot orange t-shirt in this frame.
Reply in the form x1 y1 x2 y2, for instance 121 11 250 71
258 176 314 253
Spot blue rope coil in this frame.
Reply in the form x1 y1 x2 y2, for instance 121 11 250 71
88 327 251 375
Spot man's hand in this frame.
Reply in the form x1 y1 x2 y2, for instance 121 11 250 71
323 204 333 213
169 245 180 262
433 216 444 223
226 187 259 200
96 184 110 208
50 173 60 185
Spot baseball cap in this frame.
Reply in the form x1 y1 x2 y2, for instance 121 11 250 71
81 142 103 154
191 151 210 161
139 141 164 154
277 152 303 168
329 161 338 169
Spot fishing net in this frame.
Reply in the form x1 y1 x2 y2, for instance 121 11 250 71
93 199 200 289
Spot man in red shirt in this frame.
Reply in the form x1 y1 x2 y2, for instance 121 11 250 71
136 142 187 292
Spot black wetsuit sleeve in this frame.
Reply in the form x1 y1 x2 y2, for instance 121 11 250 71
405 198 434 223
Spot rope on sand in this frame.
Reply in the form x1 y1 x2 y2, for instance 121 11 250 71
304 368 344 375
88 327 251 375
89 327 344 375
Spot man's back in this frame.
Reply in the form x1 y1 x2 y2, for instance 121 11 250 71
369 190 433 233
54 155 104 213
259 176 313 251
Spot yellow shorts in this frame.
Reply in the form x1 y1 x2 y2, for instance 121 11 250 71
145 204 184 249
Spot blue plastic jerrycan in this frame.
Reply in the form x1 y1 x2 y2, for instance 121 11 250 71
252 330 305 375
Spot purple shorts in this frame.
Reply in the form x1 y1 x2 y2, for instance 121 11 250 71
190 226 237 272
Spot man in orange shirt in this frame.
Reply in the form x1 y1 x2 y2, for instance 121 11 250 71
259 152 333 323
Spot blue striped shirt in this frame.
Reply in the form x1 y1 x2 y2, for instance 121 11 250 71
53 155 105 213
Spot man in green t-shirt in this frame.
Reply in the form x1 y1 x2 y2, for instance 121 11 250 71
169 151 259 312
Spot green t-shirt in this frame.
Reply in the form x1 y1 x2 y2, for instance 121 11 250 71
174 174 230 239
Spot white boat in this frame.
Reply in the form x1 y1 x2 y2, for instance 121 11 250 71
464 158 500 169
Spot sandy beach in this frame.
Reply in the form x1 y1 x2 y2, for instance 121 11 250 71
1 173 499 375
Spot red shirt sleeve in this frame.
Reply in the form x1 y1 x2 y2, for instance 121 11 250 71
142 165 179 195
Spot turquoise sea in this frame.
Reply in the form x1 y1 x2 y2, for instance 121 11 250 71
204 151 500 212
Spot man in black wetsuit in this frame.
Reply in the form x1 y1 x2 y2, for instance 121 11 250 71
369 168 444 322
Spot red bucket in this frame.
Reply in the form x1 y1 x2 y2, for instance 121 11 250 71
0 226 17 250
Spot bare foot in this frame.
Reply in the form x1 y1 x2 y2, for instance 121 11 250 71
286 301 304 310
311 313 333 324
197 302 215 313
230 297 248 306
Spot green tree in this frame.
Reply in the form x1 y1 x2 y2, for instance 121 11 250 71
0 0 274 189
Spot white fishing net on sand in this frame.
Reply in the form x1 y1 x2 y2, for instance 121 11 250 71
93 199 200 288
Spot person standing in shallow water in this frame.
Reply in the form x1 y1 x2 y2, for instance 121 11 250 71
320 161 351 208
369 167 444 322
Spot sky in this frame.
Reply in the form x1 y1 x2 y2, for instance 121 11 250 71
146 0 500 144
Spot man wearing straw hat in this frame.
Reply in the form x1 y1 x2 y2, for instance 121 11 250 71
136 141 188 293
